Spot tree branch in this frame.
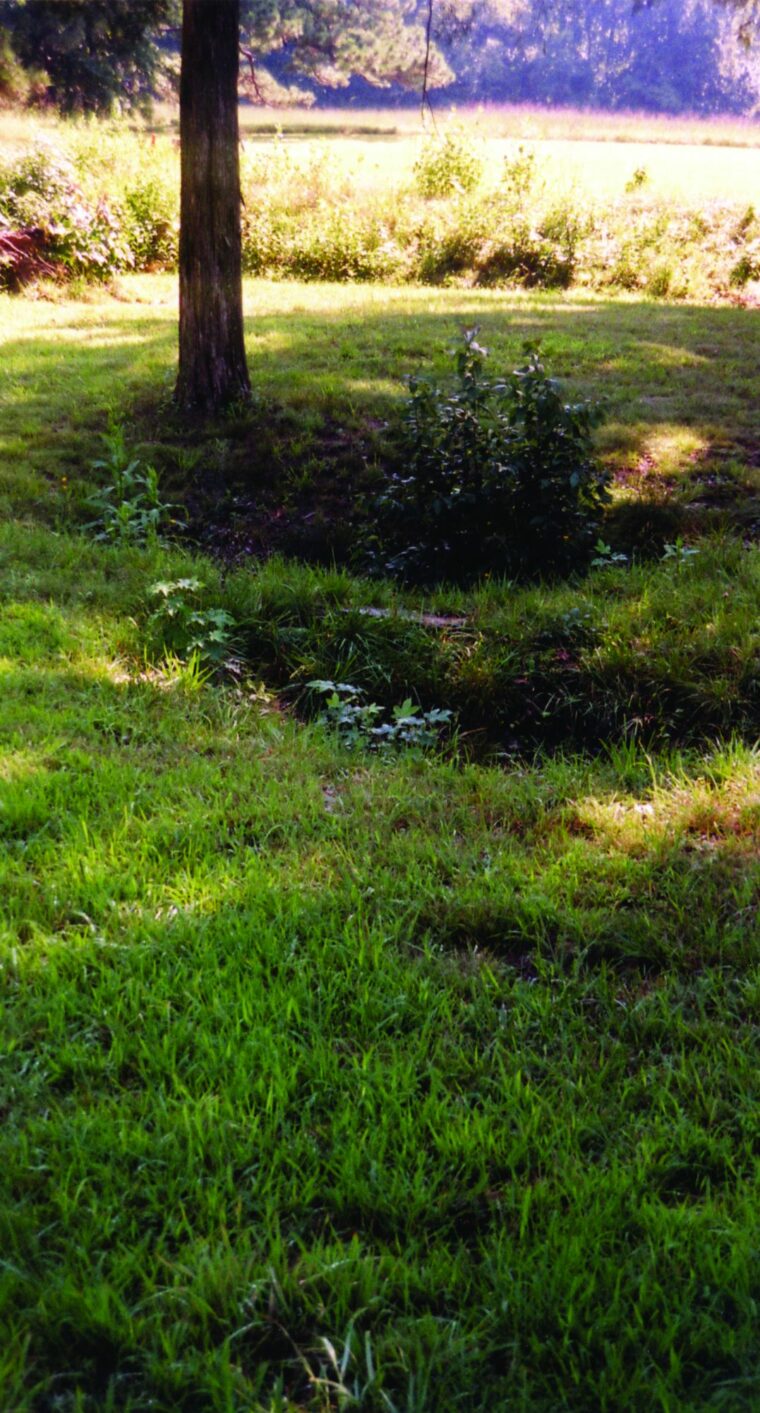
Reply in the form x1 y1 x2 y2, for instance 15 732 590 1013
421 0 435 124
240 43 265 104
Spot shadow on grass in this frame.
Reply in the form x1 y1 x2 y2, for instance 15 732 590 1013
1 281 759 563
1 284 758 442
2 649 758 967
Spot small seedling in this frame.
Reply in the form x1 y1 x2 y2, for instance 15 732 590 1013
591 539 628 568
308 681 452 751
85 426 175 545
662 538 700 567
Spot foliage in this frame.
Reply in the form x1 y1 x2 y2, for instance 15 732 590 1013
0 28 45 105
309 678 452 749
3 124 760 303
2 0 760 119
85 427 174 545
413 130 484 198
0 0 454 115
146 577 240 671
240 0 454 104
373 329 609 585
122 175 178 268
438 0 760 116
0 142 132 282
0 0 176 114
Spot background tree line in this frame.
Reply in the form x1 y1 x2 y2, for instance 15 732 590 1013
1 0 760 117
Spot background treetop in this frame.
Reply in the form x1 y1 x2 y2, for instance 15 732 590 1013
1 0 760 115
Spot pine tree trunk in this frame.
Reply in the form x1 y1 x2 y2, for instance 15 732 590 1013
175 0 250 413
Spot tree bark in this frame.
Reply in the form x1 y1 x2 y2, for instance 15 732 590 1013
175 0 250 413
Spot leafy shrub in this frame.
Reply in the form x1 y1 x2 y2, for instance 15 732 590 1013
475 222 575 288
309 680 451 750
625 166 650 193
122 176 178 269
85 427 174 545
414 199 487 283
146 578 240 673
729 247 760 287
373 329 609 585
0 32 45 105
413 131 483 199
5 131 760 301
413 188 580 290
0 143 131 280
500 145 539 203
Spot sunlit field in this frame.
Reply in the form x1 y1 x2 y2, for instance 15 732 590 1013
2 100 760 1411
4 102 760 201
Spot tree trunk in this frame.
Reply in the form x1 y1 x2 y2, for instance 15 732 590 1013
175 0 250 413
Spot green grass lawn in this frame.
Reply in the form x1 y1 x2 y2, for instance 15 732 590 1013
1 276 760 1411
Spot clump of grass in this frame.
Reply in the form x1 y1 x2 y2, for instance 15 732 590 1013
211 537 760 751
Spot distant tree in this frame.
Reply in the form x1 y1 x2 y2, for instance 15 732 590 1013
0 0 175 113
236 1 453 105
439 0 760 113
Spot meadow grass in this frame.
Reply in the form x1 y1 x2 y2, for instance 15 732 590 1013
1 266 760 1408
181 100 760 149
6 103 760 203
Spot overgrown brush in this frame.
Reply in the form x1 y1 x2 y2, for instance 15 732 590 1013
2 128 760 298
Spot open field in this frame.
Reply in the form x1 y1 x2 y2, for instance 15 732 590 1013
202 100 760 149
1 265 760 1408
241 131 760 205
5 104 760 203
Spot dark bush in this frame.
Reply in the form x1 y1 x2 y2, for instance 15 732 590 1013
372 330 609 586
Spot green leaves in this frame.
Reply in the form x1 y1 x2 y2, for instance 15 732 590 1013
308 679 452 751
146 579 240 673
374 328 610 585
84 428 175 546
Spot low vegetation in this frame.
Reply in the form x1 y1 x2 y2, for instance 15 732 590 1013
2 115 760 300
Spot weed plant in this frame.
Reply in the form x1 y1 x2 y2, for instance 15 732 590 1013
309 678 452 750
146 577 240 674
85 427 174 546
413 129 484 197
372 330 608 584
